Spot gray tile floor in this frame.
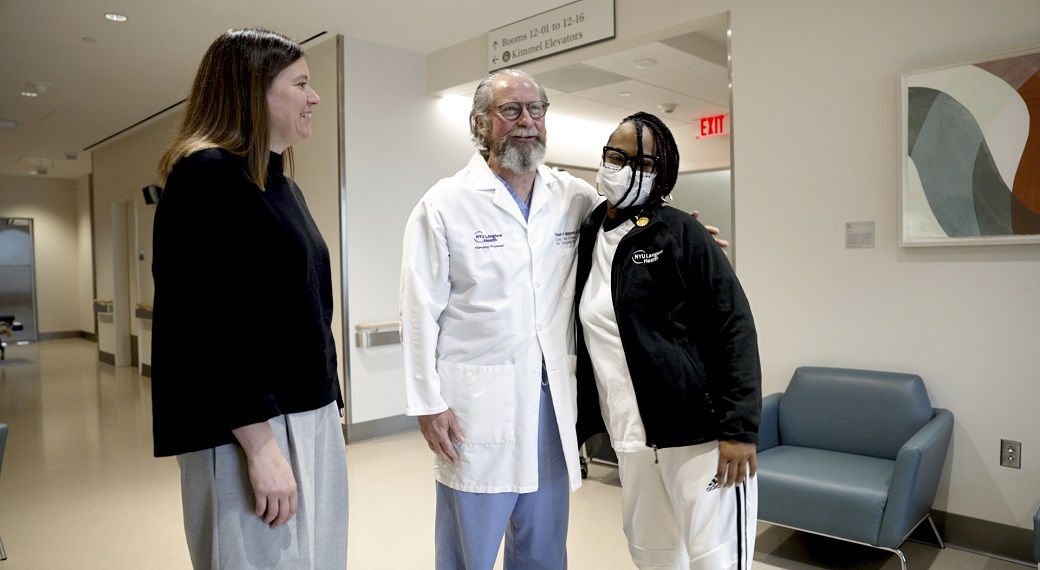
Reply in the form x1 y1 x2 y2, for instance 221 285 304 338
0 339 1029 569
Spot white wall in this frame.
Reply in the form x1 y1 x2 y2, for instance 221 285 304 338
0 175 87 336
423 0 1040 533
76 175 95 335
291 35 346 400
729 0 1040 531
341 37 474 425
91 112 173 363
670 169 733 252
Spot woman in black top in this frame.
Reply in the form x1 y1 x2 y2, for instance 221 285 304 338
152 28 347 568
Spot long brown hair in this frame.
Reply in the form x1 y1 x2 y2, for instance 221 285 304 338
158 28 303 190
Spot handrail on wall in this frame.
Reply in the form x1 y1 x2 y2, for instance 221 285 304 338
354 320 400 348
355 320 398 331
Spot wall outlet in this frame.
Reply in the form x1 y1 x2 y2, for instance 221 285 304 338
1000 439 1021 469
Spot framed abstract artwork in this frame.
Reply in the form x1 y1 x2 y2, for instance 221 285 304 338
899 47 1040 246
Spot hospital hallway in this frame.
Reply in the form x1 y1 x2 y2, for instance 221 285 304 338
0 338 1023 569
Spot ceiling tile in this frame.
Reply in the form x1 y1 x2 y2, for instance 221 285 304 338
640 63 731 107
582 42 709 79
534 64 629 94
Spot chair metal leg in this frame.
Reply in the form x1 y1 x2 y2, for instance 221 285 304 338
764 520 913 570
926 515 945 549
887 547 907 570
0 532 7 560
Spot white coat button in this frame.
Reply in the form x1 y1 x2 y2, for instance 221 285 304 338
537 325 544 331
534 281 541 288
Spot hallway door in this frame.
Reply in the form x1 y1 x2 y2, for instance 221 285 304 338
0 217 38 342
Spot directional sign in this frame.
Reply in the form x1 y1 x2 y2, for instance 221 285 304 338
487 0 615 71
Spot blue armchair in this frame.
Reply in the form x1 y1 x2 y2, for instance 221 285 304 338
756 367 954 570
1033 505 1039 569
0 422 7 560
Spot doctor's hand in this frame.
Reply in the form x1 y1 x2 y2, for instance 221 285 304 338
691 210 730 250
717 439 757 488
418 409 466 465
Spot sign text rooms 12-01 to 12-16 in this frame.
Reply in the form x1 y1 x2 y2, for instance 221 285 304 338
488 2 616 69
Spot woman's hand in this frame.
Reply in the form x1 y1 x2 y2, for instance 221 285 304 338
232 422 299 528
717 439 757 487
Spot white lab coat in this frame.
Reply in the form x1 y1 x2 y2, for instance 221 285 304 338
400 153 602 493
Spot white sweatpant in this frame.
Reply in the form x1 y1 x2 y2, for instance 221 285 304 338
617 441 757 570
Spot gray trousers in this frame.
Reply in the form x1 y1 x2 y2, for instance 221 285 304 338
177 401 348 569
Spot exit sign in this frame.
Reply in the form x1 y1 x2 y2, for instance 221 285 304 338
696 114 730 139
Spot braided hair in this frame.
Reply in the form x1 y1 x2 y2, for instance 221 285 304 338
619 111 680 205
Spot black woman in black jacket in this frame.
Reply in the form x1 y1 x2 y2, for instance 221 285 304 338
574 112 761 570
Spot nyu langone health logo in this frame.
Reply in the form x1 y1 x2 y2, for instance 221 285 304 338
473 230 505 250
632 249 663 265
473 231 503 244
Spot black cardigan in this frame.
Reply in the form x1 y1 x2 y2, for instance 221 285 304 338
150 148 342 457
575 201 761 450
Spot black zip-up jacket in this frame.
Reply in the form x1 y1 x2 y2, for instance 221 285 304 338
575 201 761 450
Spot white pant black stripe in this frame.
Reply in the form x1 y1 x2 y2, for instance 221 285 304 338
735 480 752 570
617 441 758 569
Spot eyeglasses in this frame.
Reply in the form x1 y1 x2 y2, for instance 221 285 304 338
602 146 659 173
494 101 549 120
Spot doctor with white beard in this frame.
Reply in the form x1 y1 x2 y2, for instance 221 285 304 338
400 68 600 570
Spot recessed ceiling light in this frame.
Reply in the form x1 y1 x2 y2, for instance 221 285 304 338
633 58 658 69
21 91 38 98
618 91 631 97
104 12 128 22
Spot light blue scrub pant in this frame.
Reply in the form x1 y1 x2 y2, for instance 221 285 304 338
435 380 570 570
